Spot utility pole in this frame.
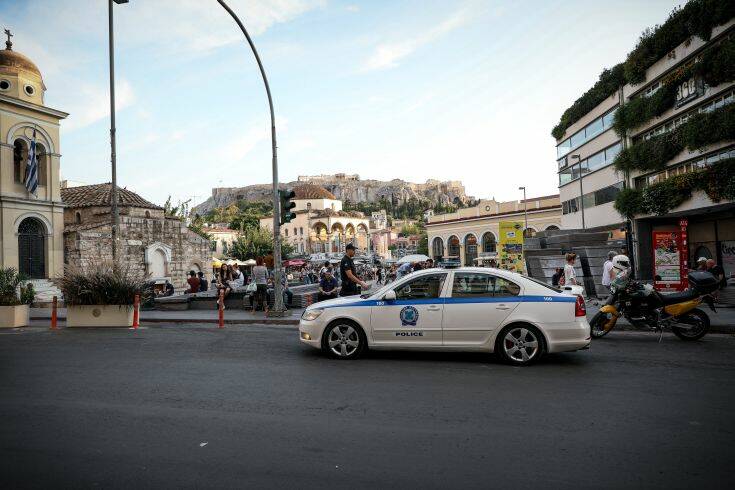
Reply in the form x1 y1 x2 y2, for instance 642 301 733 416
108 0 128 261
218 0 286 314
518 186 528 235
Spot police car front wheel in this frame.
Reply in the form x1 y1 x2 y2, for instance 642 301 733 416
322 321 366 359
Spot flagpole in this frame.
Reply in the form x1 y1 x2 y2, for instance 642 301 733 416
108 0 121 261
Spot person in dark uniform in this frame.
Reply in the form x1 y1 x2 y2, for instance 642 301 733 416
339 244 368 297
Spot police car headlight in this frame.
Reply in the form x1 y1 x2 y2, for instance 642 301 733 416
302 308 324 321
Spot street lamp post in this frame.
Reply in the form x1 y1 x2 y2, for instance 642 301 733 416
518 186 528 236
108 0 128 261
218 0 285 314
570 154 585 229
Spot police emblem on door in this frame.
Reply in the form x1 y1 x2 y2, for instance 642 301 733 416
399 306 419 326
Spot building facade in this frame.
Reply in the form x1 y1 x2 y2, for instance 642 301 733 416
259 184 371 255
202 226 240 257
0 36 67 279
426 196 562 266
62 183 211 289
554 14 735 281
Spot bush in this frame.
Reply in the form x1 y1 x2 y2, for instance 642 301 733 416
613 188 644 219
700 158 735 202
641 173 698 215
0 268 26 306
59 262 148 306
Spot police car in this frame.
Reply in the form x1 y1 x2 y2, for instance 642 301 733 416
299 267 590 365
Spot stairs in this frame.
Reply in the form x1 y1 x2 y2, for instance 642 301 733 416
27 279 63 307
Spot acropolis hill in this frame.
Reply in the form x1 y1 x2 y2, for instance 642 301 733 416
191 174 472 216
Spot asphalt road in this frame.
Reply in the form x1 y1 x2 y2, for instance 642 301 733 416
1 325 734 490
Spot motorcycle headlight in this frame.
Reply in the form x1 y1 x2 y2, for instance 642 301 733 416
301 308 324 321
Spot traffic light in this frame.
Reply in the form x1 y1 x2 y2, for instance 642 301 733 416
279 189 296 224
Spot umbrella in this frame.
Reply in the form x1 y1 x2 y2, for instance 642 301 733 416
243 259 257 266
397 254 430 264
212 258 223 268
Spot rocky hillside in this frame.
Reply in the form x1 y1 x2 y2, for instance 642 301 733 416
191 175 471 216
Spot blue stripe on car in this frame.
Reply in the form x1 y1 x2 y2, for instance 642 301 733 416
319 295 576 308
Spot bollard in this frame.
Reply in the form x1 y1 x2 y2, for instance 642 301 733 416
218 289 224 328
132 294 140 329
50 296 58 330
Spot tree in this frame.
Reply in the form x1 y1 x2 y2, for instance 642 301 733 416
165 196 211 240
229 227 294 260
417 233 428 256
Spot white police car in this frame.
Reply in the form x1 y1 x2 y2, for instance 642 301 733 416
299 267 590 365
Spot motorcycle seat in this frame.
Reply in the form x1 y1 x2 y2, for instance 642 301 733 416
659 289 699 305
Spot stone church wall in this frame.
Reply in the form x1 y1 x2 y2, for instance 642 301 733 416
64 216 211 289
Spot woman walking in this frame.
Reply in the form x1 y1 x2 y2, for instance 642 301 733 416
563 253 578 286
252 257 269 313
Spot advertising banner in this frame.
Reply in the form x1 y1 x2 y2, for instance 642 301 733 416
652 231 684 292
499 221 525 274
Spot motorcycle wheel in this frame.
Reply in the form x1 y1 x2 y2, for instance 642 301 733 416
671 308 710 341
590 312 612 338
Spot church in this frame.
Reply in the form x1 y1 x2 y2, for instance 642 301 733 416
0 31 67 280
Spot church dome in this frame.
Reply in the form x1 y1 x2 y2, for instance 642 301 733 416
293 184 336 200
0 48 42 78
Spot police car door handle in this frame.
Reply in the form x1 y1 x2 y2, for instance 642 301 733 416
427 305 441 311
496 304 510 310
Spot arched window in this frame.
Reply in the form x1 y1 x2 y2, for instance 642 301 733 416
481 232 496 253
75 212 82 224
432 237 444 258
35 142 48 186
13 139 28 184
464 234 478 266
545 225 560 231
448 235 460 257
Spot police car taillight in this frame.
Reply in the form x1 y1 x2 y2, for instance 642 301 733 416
575 295 586 317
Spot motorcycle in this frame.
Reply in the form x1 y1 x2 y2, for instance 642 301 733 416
589 269 719 341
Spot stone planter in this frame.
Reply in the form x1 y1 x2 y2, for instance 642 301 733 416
67 305 134 328
0 305 29 328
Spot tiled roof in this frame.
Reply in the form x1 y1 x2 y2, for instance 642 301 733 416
61 183 162 210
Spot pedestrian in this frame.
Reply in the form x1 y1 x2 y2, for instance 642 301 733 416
696 257 708 271
252 257 269 313
197 271 208 292
277 269 293 309
563 253 577 286
318 269 339 302
230 263 244 289
163 280 175 296
601 251 616 291
425 258 434 269
319 261 331 280
215 264 232 309
706 259 727 289
185 270 200 294
339 243 368 297
551 267 563 286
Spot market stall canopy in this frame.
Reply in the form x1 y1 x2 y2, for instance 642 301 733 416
284 259 306 267
243 259 257 266
397 254 430 264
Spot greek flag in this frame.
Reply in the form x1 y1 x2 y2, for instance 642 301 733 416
24 130 38 195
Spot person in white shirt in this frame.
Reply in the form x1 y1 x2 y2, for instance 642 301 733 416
601 251 616 291
564 253 577 286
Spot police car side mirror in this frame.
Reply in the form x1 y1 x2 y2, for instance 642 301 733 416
384 290 396 301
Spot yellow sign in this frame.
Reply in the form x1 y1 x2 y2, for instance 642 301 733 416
499 221 525 273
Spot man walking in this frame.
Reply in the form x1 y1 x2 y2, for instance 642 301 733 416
601 251 616 292
339 244 367 297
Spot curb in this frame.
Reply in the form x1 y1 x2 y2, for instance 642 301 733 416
30 316 300 326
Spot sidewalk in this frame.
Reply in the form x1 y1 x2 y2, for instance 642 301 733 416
30 307 304 326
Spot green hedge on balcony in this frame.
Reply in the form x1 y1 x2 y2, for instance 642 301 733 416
613 103 735 173
614 157 735 217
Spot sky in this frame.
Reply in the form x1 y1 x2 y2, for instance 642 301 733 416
0 0 682 208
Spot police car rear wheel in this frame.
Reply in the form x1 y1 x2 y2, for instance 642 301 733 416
323 321 366 359
497 324 544 366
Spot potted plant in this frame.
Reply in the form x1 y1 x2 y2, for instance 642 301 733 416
59 263 148 327
0 268 34 328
